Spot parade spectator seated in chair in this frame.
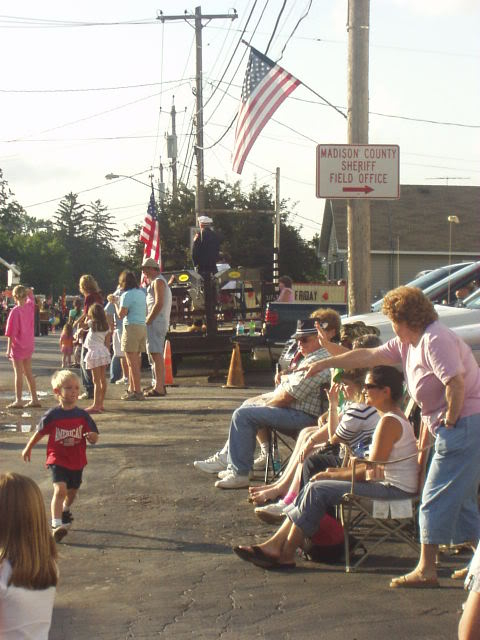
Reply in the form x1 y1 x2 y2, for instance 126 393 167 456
211 318 331 489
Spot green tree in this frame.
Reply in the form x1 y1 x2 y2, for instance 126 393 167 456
12 232 71 295
86 199 117 248
54 192 87 239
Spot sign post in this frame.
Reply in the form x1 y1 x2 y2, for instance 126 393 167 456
316 144 400 200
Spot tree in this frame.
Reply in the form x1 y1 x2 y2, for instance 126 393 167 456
12 232 71 295
0 168 34 235
54 193 87 240
86 199 117 248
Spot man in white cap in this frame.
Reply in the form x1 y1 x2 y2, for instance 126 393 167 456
192 216 220 333
141 257 172 397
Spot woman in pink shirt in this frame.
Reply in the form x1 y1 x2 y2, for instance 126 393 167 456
276 276 294 303
4 285 41 409
304 286 480 589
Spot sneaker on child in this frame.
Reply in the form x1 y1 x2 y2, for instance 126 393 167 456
254 499 287 524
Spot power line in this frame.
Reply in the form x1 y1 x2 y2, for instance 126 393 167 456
264 0 286 55
0 78 192 93
277 0 313 61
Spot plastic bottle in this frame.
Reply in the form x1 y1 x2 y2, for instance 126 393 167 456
248 319 256 336
236 320 245 335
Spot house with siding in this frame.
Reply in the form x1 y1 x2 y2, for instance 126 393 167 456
318 185 480 301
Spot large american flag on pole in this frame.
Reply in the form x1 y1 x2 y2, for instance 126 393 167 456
139 187 161 265
232 47 301 175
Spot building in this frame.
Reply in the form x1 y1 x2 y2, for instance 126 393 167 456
318 185 480 301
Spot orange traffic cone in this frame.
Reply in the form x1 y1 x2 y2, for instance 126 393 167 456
222 343 246 389
163 339 176 386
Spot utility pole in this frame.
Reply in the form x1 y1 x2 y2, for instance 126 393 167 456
158 7 237 224
168 98 178 199
346 0 371 314
158 160 165 212
273 167 281 293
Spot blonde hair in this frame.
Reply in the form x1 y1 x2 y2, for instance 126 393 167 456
79 274 99 295
51 369 80 391
12 285 28 302
0 472 57 589
61 322 74 337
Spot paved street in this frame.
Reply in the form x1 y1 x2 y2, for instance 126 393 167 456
0 334 467 639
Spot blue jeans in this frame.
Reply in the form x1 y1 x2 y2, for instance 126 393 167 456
285 480 414 537
227 402 316 475
110 355 123 383
80 345 93 393
420 414 480 545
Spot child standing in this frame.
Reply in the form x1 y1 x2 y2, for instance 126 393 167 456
0 472 58 638
4 285 41 409
59 322 74 368
83 303 111 414
21 370 99 543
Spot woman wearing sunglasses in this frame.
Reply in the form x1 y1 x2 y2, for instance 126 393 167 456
233 365 419 569
303 286 480 588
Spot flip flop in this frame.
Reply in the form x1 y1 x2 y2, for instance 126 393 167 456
451 567 469 580
233 545 295 570
6 402 24 409
25 401 42 408
390 575 440 589
144 388 167 397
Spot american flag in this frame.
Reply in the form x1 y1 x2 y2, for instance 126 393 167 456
139 187 161 265
232 47 301 175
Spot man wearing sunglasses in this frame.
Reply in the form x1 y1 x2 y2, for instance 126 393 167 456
215 318 331 489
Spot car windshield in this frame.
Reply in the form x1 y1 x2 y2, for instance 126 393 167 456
464 289 480 310
371 262 473 312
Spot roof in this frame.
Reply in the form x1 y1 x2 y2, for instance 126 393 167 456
319 185 480 255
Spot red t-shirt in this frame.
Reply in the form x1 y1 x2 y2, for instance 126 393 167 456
36 406 98 470
83 291 103 315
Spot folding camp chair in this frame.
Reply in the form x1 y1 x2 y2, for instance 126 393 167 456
339 418 433 572
264 428 297 483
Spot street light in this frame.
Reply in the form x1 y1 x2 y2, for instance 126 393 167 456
447 215 460 302
105 173 152 189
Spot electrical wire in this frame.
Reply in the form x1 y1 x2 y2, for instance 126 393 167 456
0 78 192 93
264 0 287 56
277 0 313 61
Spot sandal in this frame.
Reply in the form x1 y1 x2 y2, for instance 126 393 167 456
144 388 167 397
6 401 24 409
25 401 42 408
390 574 440 589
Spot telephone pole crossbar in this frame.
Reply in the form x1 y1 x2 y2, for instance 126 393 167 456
157 7 237 223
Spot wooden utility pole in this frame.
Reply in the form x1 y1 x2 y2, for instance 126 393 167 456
273 167 281 293
347 0 371 314
158 7 237 223
170 99 178 199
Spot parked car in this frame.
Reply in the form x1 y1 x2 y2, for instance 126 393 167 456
421 261 480 306
371 262 474 312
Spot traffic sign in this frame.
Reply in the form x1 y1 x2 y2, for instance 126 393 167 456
316 144 400 199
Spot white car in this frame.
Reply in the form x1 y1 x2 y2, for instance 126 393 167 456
346 304 480 364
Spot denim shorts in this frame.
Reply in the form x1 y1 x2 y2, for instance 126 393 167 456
146 319 168 355
419 413 480 545
49 464 83 489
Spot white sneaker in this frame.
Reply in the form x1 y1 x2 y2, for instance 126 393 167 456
193 451 228 474
214 471 250 489
253 450 268 470
115 377 128 385
218 467 254 480
254 500 287 524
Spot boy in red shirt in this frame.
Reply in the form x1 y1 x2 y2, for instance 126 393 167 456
22 370 99 542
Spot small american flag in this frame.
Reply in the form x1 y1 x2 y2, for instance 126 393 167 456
232 47 301 175
139 187 161 265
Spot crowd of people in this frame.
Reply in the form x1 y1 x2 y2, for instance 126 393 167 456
2 277 480 638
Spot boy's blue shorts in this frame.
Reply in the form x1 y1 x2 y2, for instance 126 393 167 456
48 464 83 489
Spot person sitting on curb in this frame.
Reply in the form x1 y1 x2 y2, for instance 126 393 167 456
211 318 331 489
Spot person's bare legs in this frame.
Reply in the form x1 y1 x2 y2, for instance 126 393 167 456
11 359 24 405
51 482 67 523
22 357 39 404
391 543 438 586
126 352 141 393
249 426 317 503
120 356 128 380
150 352 165 393
254 519 305 563
87 367 106 411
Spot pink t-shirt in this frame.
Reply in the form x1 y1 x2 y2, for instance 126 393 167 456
376 320 480 432
4 292 35 360
277 288 294 302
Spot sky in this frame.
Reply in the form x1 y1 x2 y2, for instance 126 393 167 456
0 0 479 247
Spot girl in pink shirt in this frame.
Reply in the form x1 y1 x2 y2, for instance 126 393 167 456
4 285 41 409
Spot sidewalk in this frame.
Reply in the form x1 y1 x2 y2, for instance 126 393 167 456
0 334 465 639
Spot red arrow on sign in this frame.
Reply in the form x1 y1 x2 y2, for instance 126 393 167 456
342 185 374 194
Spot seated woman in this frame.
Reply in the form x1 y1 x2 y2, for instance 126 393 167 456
249 334 382 509
252 367 379 522
234 366 419 569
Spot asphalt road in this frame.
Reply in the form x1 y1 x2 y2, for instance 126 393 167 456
0 334 467 639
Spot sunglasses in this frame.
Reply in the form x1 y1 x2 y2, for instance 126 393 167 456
363 383 381 390
296 335 314 344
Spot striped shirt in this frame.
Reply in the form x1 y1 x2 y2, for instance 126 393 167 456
335 401 379 454
280 348 331 418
